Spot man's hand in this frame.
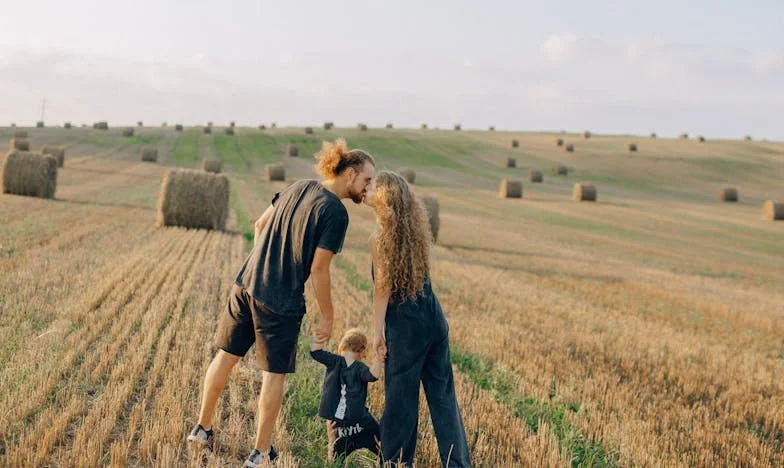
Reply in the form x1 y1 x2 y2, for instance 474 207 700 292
314 318 333 344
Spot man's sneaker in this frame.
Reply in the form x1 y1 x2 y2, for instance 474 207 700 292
243 446 278 467
186 424 214 449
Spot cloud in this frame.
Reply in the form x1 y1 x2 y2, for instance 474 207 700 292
539 32 578 64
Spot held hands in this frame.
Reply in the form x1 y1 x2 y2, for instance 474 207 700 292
313 318 333 345
373 332 387 361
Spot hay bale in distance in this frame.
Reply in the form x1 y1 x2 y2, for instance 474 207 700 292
175 124 184 132
266 163 285 181
420 196 440 243
230 121 236 128
628 143 638 152
454 124 461 131
271 122 277 128
499 179 522 199
259 125 267 131
225 127 234 136
36 121 44 128
763 200 784 221
744 135 752 142
529 169 543 183
573 183 597 202
582 130 591 139
323 122 334 130
13 130 28 139
122 127 134 137
421 123 428 129
358 123 368 131
64 122 72 129
137 121 143 127
565 143 574 152
10 123 15 127
94 121 109 130
42 146 65 167
511 139 519 148
650 132 657 139
162 122 168 127
385 123 393 129
506 157 516 168
695 135 706 143
489 126 495 131
156 169 229 230
679 133 689 140
10 138 30 151
141 147 158 162
202 159 221 174
203 126 212 134
398 168 415 184
305 126 314 134
554 164 568 176
555 137 564 147
287 144 299 157
1 150 57 199
718 187 738 202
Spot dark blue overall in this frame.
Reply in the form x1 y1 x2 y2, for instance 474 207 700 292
374 269 471 467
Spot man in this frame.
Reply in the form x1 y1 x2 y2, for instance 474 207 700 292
187 139 375 467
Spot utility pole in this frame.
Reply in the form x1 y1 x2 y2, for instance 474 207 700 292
41 97 46 123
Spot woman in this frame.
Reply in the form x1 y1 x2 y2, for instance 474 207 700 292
365 171 471 467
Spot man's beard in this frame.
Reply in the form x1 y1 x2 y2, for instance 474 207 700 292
349 190 365 204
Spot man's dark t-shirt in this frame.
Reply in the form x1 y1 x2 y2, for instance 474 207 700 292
235 179 349 316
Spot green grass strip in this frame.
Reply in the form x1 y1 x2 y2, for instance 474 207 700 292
169 130 200 167
450 347 620 467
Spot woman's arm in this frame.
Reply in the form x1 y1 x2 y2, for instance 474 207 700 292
370 236 390 358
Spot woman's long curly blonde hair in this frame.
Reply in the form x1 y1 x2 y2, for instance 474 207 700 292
372 171 432 301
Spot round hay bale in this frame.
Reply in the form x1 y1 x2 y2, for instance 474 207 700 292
489 126 495 131
13 130 28 139
650 132 657 139
36 121 44 128
137 121 143 127
1 150 57 199
695 135 706 143
175 124 184 132
359 123 368 131
582 130 591 139
506 157 516 168
511 139 519 148
454 124 461 131
10 123 15 127
162 122 168 127
305 126 314 134
421 123 428 129
499 179 522 198
230 121 236 128
744 135 752 142
679 133 689 140
203 126 212 134
271 122 277 128
565 143 574 152
266 163 285 181
156 169 229 230
529 169 543 183
95 121 109 130
10 138 30 151
287 144 299 157
555 137 564 147
554 164 568 176
259 124 267 130
627 143 638 152
141 147 158 162
718 187 738 202
208 121 213 127
42 146 65 167
122 127 134 137
64 122 72 129
202 159 221 174
420 196 440 243
762 200 784 221
573 183 597 202
323 122 334 130
398 168 416 184
225 127 234 136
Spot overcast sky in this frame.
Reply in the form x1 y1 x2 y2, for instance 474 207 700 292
1 0 782 139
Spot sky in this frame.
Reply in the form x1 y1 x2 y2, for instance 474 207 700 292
0 0 782 139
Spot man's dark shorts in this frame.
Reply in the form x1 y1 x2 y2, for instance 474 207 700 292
215 284 304 374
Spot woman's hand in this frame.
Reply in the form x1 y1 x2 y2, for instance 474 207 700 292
373 332 387 360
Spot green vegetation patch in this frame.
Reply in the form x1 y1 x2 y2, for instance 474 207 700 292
170 130 200 167
450 347 620 467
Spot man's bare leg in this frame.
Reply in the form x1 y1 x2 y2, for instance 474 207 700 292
198 349 240 429
254 371 286 451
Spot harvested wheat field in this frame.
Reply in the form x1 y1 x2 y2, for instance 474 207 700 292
1 125 783 467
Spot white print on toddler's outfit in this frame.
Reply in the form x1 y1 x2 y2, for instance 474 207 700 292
334 384 347 420
337 423 363 438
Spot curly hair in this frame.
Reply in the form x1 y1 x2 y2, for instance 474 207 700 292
314 138 375 180
338 328 368 354
372 171 432 301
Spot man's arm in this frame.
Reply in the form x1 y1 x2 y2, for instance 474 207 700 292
310 247 335 343
253 205 275 245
